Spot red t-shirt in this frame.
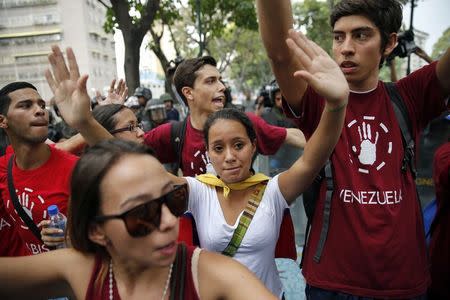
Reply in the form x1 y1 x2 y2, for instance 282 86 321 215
0 200 28 256
0 146 78 255
285 62 446 298
428 142 450 299
144 113 286 177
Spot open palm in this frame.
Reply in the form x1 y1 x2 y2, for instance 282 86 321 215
45 46 91 129
286 30 349 104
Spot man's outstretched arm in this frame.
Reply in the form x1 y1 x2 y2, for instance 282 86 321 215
257 0 307 111
284 128 306 148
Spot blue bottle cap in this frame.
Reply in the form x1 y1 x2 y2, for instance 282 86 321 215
47 205 59 216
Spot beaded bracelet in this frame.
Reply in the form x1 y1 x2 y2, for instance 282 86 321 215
326 102 348 113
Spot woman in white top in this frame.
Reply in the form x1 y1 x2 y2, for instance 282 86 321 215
171 37 349 298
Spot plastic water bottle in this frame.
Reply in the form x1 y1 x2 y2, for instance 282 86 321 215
47 204 67 249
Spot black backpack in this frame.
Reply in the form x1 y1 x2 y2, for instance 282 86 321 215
300 82 419 266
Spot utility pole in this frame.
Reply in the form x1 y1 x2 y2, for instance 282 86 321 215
407 0 415 75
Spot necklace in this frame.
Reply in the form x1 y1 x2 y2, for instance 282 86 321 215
108 260 173 300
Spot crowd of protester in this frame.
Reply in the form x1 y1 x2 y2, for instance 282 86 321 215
0 0 449 299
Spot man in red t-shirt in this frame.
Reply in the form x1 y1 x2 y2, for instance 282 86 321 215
0 82 78 255
144 56 306 177
258 0 449 298
0 47 112 256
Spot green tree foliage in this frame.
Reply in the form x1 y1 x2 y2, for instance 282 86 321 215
169 4 268 93
431 27 450 59
292 0 333 53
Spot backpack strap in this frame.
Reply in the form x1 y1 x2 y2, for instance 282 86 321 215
312 160 333 263
7 156 43 242
170 117 188 174
222 182 268 257
384 82 417 178
170 243 187 300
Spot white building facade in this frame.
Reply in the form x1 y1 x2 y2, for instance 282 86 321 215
0 0 116 101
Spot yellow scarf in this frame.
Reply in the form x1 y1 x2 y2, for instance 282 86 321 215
196 173 270 198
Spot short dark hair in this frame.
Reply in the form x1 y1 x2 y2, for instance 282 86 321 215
0 82 37 115
173 56 217 105
203 108 256 147
330 0 402 65
68 139 155 256
92 104 127 132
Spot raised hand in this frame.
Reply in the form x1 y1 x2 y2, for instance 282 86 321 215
286 29 349 105
98 78 128 106
45 45 92 130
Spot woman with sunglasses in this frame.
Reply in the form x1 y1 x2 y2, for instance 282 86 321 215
39 104 145 248
0 139 276 299
168 55 348 297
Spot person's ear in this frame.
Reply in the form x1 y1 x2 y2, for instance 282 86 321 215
182 87 193 102
0 114 8 129
383 33 398 57
88 222 109 247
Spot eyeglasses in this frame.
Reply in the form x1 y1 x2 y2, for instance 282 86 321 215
109 123 144 134
94 184 188 237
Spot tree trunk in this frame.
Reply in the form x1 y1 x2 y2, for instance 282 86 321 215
123 34 142 94
148 29 175 97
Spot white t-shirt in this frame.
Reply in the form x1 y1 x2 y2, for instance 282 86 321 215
186 175 288 298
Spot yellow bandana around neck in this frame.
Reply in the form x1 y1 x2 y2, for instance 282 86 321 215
196 173 270 198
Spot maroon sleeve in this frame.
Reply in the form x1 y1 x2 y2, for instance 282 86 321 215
143 123 177 164
246 112 286 155
396 61 447 131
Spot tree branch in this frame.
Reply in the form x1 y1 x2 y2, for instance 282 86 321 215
96 0 111 9
138 0 161 35
167 24 181 57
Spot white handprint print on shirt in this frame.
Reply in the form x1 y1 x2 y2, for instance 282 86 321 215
357 122 379 165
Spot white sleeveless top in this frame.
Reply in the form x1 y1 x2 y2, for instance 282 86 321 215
186 175 287 298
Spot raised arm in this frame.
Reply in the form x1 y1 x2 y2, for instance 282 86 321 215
198 250 277 300
284 127 306 148
278 31 348 204
256 0 307 111
45 45 113 146
97 78 128 106
436 47 450 95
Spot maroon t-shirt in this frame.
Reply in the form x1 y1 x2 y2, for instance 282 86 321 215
428 142 450 299
85 243 200 300
285 62 446 298
144 113 287 177
0 146 78 255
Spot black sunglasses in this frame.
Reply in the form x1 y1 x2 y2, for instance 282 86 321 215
110 122 144 134
94 184 188 237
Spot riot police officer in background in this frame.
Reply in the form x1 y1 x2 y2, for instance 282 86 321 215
133 87 152 132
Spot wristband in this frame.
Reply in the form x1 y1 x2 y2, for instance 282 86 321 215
326 102 347 113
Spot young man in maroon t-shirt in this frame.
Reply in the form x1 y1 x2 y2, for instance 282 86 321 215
258 0 449 298
143 56 306 177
